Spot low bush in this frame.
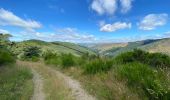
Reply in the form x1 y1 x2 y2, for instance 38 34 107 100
21 46 41 61
61 53 76 68
43 52 78 68
147 53 170 68
118 62 170 99
43 51 60 65
115 49 170 68
84 58 113 74
0 48 15 66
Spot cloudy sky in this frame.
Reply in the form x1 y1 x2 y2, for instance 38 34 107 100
0 0 170 43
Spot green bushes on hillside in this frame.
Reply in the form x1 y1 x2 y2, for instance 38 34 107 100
43 51 60 65
147 53 170 68
0 48 15 66
43 51 77 68
118 62 170 99
115 49 170 68
84 59 113 74
42 48 170 99
21 46 41 61
61 53 76 68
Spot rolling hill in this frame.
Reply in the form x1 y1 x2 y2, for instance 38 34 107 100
11 39 96 57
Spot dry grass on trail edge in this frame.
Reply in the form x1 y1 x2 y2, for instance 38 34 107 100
60 67 140 100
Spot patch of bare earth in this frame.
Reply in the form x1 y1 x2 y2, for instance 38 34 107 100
31 69 46 100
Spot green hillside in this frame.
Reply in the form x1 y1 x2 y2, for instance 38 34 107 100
11 39 96 57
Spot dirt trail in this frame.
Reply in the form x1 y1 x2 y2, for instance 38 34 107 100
47 67 96 100
18 61 96 100
17 61 46 100
31 69 46 100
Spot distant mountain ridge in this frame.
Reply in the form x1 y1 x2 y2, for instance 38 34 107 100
83 38 170 56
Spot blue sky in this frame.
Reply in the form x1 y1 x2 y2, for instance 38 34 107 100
0 0 170 43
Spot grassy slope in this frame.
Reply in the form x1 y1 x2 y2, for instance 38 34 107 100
11 40 95 57
0 64 33 100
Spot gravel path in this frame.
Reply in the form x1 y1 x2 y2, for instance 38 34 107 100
31 69 46 100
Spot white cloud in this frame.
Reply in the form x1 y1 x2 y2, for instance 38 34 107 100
138 13 168 30
91 0 133 15
0 29 9 33
14 28 97 43
120 0 133 13
0 8 42 30
100 22 131 32
91 0 117 15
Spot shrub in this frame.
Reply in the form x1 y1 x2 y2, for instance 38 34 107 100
115 49 170 68
147 53 170 68
43 51 60 65
22 46 41 61
0 48 15 66
118 62 170 99
61 53 76 68
84 58 113 74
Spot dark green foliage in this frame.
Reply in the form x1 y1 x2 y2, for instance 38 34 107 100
22 46 41 61
118 62 170 99
115 49 170 68
147 53 170 68
84 58 113 74
23 46 40 58
0 66 32 99
43 52 77 68
61 53 76 68
0 48 15 66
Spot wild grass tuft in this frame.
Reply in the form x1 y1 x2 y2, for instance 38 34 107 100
43 51 61 65
84 58 113 74
0 65 33 100
61 53 76 68
117 62 170 99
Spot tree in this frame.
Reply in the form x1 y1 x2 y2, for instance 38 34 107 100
0 33 12 47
